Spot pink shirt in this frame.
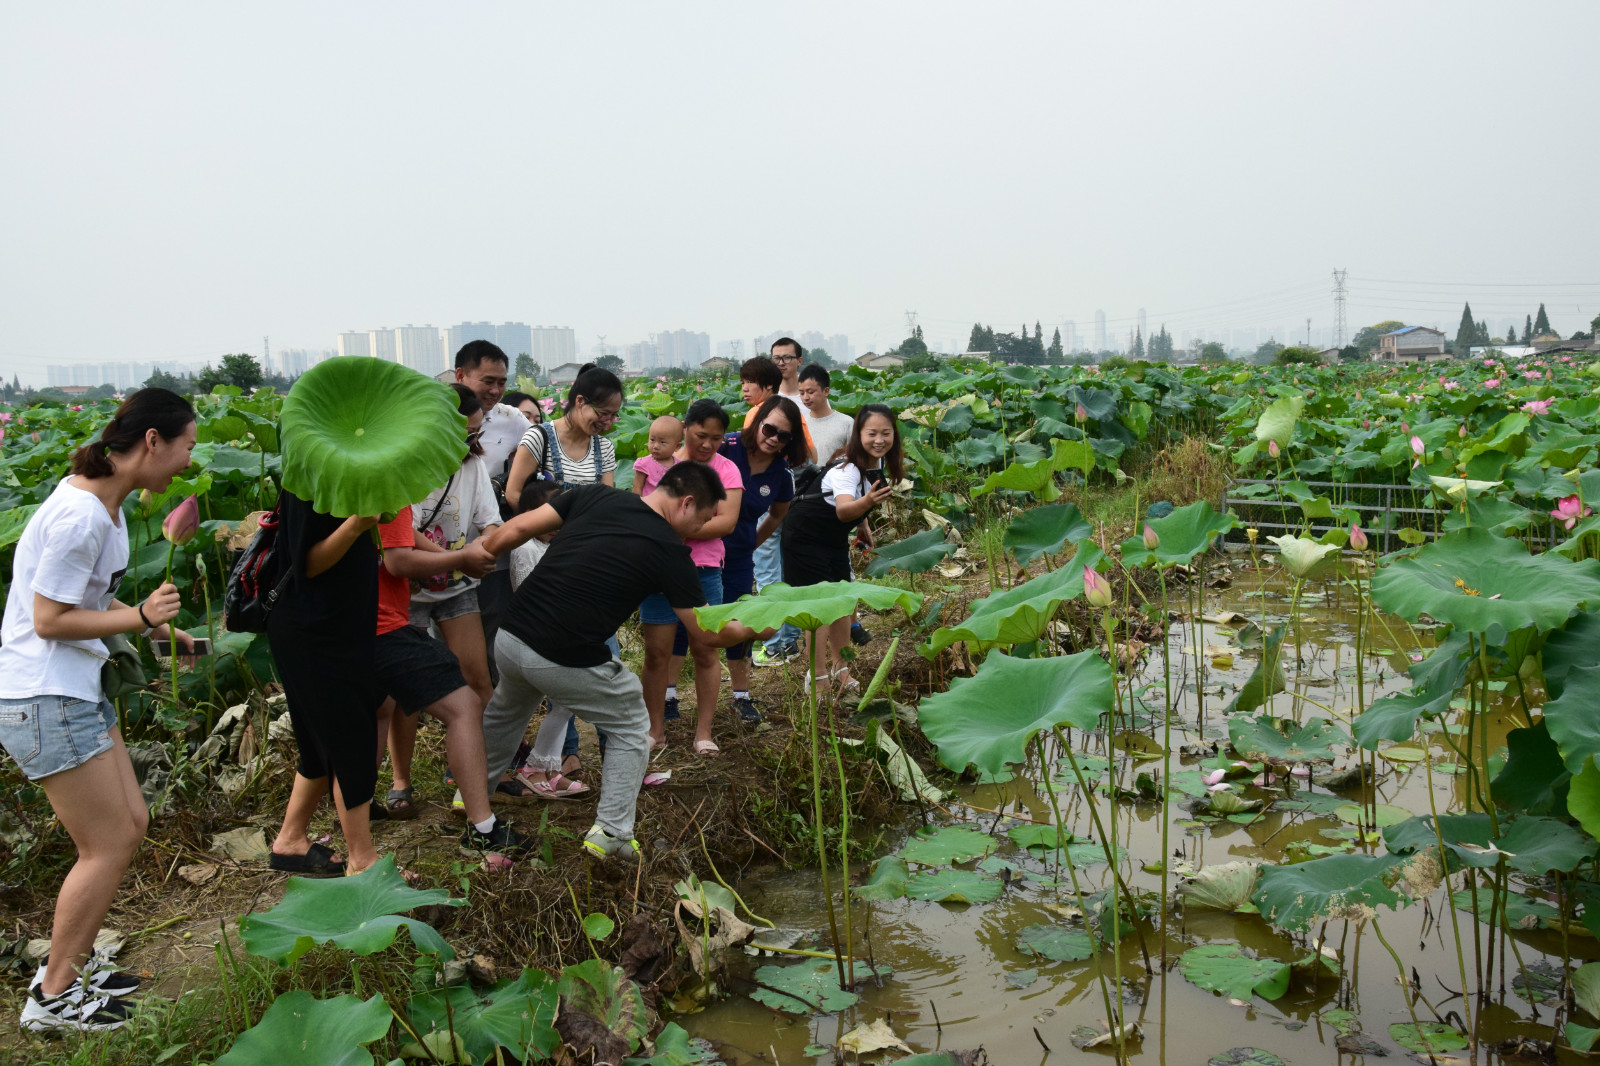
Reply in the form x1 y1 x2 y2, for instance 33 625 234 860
686 452 744 568
634 454 674 495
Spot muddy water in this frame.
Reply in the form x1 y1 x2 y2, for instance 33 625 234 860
683 561 1591 1064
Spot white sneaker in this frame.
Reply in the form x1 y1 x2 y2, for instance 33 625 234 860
31 951 141 996
19 980 133 1032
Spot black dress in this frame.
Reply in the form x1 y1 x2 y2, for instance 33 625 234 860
267 491 383 807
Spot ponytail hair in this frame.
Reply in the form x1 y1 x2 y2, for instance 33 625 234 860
564 363 623 415
69 388 196 479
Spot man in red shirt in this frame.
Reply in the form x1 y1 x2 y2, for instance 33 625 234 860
374 508 533 858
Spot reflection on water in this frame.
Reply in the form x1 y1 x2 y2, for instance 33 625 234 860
683 563 1586 1064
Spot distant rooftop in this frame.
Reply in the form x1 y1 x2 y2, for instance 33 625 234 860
1382 325 1444 336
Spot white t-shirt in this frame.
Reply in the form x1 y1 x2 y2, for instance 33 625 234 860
805 408 855 465
508 535 549 592
820 463 870 507
0 478 131 702
518 422 617 485
410 455 502 603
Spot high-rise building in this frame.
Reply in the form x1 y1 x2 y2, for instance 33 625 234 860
368 329 398 362
1094 311 1107 352
495 322 532 361
275 348 330 377
337 332 371 358
1063 321 1078 353
824 334 852 362
624 340 659 370
395 326 446 376
654 329 710 369
798 331 826 354
753 330 794 357
529 327 577 368
446 322 497 361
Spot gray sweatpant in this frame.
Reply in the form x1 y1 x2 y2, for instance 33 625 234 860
483 630 649 839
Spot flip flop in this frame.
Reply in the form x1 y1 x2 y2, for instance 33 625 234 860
532 772 590 800
268 841 346 877
385 787 419 820
694 739 721 756
493 776 539 804
368 798 390 822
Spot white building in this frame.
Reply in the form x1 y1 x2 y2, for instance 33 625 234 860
654 329 710 369
337 332 371 358
368 329 399 362
530 327 577 368
395 326 446 376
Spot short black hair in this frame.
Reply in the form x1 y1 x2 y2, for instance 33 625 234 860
456 340 509 371
565 363 623 415
503 390 533 408
684 398 730 431
739 356 781 393
770 337 804 359
657 460 728 513
798 364 831 389
517 477 561 514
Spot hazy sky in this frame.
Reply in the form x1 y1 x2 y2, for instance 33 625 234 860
3 2 1597 380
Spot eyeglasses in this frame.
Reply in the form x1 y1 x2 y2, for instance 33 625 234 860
760 423 793 444
584 402 622 425
772 354 800 363
466 430 482 445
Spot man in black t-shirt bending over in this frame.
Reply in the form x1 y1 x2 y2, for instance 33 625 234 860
480 462 766 860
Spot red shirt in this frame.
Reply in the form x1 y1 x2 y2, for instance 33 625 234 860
376 507 417 636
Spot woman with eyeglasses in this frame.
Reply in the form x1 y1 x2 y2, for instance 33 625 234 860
386 383 503 816
718 395 808 725
505 364 621 505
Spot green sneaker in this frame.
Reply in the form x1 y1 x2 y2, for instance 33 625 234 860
752 643 796 668
582 823 642 860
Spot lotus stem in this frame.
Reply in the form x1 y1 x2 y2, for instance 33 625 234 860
827 693 856 988
806 630 849 990
1422 756 1474 1034
1157 564 1173 966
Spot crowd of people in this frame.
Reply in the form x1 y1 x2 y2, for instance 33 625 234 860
0 336 905 1031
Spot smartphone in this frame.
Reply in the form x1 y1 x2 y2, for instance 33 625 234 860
153 637 212 657
865 469 887 488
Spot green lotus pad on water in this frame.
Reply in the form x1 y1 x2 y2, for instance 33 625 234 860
278 356 468 518
215 991 391 1066
1229 714 1350 765
1390 1022 1469 1055
1015 923 1099 962
896 825 996 865
1177 944 1293 1001
749 958 892 1015
903 869 1004 904
695 579 921 635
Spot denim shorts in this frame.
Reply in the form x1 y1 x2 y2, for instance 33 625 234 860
0 694 118 780
639 567 722 626
408 586 481 630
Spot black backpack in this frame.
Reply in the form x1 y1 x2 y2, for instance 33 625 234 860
223 507 291 634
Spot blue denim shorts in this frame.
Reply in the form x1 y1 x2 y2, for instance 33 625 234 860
639 567 722 626
0 694 118 780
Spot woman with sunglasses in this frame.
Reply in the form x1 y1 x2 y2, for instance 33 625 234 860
505 363 621 505
718 395 808 725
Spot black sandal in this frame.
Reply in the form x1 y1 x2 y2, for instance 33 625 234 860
268 842 346 877
385 787 419 820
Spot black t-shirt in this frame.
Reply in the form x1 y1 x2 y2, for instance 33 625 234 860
502 485 705 667
271 490 379 634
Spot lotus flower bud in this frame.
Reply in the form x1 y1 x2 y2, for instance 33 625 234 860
1362 419 1370 430
1349 522 1368 552
1400 422 1409 434
138 489 153 517
1075 403 1089 423
1410 435 1424 457
1246 527 1259 544
1202 768 1226 786
1459 423 1468 438
162 494 201 547
1083 565 1113 608
1268 440 1280 459
1143 523 1159 551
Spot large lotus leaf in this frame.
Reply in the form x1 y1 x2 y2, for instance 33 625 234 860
1352 664 1462 749
896 826 996 866
1224 623 1288 715
408 969 560 1064
1178 862 1261 911
1254 393 1305 447
1543 662 1600 775
1492 722 1571 817
916 650 1114 778
936 405 975 436
0 505 39 551
1369 527 1600 642
215 991 391 1066
1253 853 1407 932
1384 813 1498 869
920 541 1106 659
864 529 957 577
622 1023 719 1066
1015 923 1099 962
1384 812 1591 878
951 435 1005 468
853 856 910 900
1229 715 1349 765
238 855 462 965
1119 500 1239 568
696 580 921 635
278 357 467 518
1567 759 1600 844
750 958 892 1015
1452 885 1561 929
970 437 1094 500
1544 611 1600 697
1003 502 1093 566
1440 494 1535 536
1576 961 1600 1019
1266 534 1339 579
903 869 1004 904
556 960 652 1054
1390 1023 1469 1055
1177 944 1291 1002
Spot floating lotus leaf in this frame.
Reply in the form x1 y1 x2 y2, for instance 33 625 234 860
1119 500 1239 568
696 579 921 635
1389 1023 1469 1055
1253 853 1408 931
1208 1050 1286 1066
238 855 462 965
215 991 391 1066
555 960 651 1055
750 958 892 1015
1334 802 1411 827
916 650 1114 778
1254 392 1305 447
1003 502 1093 565
1015 923 1099 962
1369 527 1600 642
1229 715 1349 765
1007 824 1071 851
896 826 996 866
1177 944 1292 1001
1266 534 1339 579
853 856 910 900
920 541 1106 659
1493 722 1570 817
1452 885 1562 929
408 969 560 1064
1224 623 1287 715
620 1023 718 1066
278 357 467 518
1178 862 1261 911
864 528 957 577
903 869 1004 904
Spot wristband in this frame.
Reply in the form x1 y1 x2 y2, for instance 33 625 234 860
138 603 154 630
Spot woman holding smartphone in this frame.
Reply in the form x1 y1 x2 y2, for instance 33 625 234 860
779 402 903 695
0 388 196 1031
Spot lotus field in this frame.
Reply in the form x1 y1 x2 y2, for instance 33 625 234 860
3 349 1600 1063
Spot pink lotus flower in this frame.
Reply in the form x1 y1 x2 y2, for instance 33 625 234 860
1522 399 1551 416
1525 371 1543 380
1551 495 1593 530
1459 423 1468 438
1206 782 1232 793
163 494 201 546
1267 439 1280 459
1483 359 1496 367
1143 523 1159 551
1484 378 1500 388
0 412 13 423
70 404 82 411
1349 523 1368 552
1075 403 1089 422
1442 380 1459 391
1083 565 1113 608
1252 773 1277 787
1289 766 1310 778
1202 768 1226 787
1400 422 1409 434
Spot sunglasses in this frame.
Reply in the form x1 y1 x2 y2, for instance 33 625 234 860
466 430 482 445
759 423 793 444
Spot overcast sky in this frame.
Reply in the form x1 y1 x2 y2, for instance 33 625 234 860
2 2 1597 380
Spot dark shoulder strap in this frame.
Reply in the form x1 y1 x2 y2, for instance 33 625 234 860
419 472 456 532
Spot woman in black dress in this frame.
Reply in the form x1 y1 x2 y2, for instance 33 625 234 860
266 493 385 876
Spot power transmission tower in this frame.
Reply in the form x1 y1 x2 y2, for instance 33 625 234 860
263 335 271 373
904 311 919 336
1332 268 1348 348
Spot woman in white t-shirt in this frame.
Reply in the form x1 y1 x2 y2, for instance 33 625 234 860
779 403 902 695
0 389 197 1032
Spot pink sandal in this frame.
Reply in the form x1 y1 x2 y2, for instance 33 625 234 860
531 772 590 800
